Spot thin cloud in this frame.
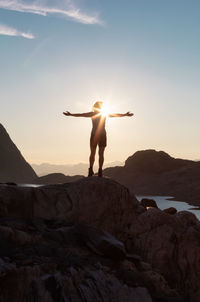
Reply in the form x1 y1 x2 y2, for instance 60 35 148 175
0 0 103 25
0 23 35 39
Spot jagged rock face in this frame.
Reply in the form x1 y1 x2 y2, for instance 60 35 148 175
0 219 178 302
0 177 138 239
131 208 200 301
0 177 199 301
0 124 37 183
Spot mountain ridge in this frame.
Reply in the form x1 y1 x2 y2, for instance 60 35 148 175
31 161 123 176
104 149 200 205
0 123 37 183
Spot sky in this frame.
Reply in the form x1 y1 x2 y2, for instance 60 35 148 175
0 0 200 165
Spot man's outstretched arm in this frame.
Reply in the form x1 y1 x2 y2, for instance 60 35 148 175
63 111 95 117
109 111 134 117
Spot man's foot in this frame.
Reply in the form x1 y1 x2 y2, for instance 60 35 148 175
98 168 103 177
88 167 94 177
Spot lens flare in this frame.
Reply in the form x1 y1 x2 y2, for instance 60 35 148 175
100 105 110 117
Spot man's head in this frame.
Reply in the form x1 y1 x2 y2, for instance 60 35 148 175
93 101 103 112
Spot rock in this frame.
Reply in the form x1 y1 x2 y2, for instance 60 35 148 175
138 261 152 271
141 270 178 298
0 176 199 301
0 258 16 276
140 198 158 209
50 223 126 260
175 210 198 227
132 207 200 301
126 253 142 263
0 177 138 238
0 225 42 246
0 218 173 302
28 271 153 302
74 223 126 260
0 124 37 183
163 207 177 215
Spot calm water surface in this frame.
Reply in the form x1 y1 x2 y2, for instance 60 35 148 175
137 196 200 220
19 184 43 188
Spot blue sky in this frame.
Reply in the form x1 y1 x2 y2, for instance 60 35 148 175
1 0 200 164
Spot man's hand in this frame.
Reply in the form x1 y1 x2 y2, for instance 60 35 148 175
126 112 134 117
63 111 71 116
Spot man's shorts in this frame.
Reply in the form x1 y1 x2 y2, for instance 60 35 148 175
90 131 107 148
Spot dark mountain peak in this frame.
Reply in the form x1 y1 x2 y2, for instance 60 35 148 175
125 149 193 174
126 149 171 162
0 123 4 130
0 123 9 137
0 123 37 183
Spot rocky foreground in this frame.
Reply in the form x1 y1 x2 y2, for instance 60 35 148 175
0 178 200 301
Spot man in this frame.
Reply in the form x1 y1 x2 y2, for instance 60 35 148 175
63 101 133 177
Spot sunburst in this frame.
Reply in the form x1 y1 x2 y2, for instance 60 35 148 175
100 104 111 117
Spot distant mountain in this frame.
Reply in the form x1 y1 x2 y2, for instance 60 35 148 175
31 161 123 176
125 150 192 173
0 124 37 183
104 149 200 205
33 173 83 185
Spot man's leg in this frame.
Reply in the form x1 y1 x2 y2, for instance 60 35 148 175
88 145 96 176
98 146 105 177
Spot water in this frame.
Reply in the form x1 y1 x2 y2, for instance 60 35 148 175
19 184 43 188
137 195 200 220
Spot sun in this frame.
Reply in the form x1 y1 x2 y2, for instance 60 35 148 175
100 105 111 117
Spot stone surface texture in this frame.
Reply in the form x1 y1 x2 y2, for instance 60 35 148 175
0 177 198 301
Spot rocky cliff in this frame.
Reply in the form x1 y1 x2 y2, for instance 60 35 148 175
0 124 37 183
104 149 200 205
0 177 199 301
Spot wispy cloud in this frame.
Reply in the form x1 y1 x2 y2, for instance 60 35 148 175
0 23 34 38
0 0 103 25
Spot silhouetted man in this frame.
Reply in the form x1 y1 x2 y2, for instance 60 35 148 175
63 101 133 177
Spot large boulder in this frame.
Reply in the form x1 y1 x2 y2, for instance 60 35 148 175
0 124 37 183
140 198 158 209
0 177 138 238
131 208 200 301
